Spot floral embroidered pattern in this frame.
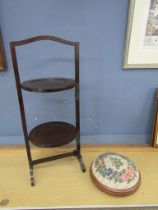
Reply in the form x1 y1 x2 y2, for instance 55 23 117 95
94 153 138 184
109 157 123 169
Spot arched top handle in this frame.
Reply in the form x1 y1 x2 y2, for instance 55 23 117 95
10 35 79 47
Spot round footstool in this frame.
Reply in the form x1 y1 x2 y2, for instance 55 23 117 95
90 152 141 196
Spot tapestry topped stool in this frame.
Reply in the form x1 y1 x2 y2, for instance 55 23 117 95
90 153 141 196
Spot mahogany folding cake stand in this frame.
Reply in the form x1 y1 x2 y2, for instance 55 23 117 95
10 35 86 186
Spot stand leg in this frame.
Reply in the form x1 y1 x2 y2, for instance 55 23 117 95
30 166 35 186
76 133 86 172
77 153 86 172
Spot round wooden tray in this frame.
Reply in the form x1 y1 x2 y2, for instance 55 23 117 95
29 121 77 147
90 167 141 196
21 77 76 92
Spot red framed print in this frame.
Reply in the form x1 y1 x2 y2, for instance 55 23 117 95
152 89 158 147
0 36 6 70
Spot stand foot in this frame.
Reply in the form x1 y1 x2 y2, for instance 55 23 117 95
77 153 86 172
30 168 35 186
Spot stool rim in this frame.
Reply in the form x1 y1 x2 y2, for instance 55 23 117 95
90 166 141 196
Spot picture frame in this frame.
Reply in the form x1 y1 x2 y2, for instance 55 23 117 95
0 36 6 70
152 89 158 148
123 0 158 69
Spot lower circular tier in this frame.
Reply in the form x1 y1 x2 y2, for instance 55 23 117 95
29 122 77 148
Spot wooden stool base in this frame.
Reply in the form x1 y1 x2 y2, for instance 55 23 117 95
90 167 141 196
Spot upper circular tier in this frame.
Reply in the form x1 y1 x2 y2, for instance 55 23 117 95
21 77 76 92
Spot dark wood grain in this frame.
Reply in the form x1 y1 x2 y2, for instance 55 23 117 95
10 35 78 47
10 35 85 186
21 77 76 92
29 122 77 147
